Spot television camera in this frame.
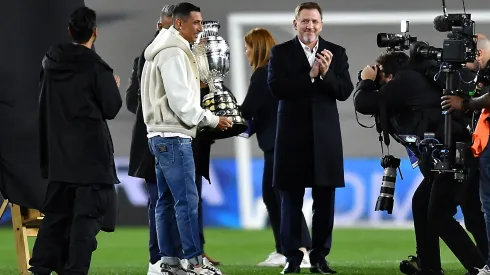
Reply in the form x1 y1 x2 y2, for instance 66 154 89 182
371 0 479 214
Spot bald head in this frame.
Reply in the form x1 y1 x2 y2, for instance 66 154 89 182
477 34 490 50
472 33 490 70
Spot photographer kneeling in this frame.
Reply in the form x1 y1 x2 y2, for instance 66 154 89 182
354 51 485 275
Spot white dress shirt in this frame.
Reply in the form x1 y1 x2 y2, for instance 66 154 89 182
298 39 321 82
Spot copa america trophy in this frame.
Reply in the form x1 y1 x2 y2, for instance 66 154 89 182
193 21 248 140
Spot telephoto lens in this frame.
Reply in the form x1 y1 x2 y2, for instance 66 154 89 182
374 155 401 214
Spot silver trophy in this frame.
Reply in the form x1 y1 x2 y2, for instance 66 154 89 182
193 21 247 140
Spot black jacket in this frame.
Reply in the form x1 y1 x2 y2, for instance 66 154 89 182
268 36 353 189
354 68 469 149
241 65 278 153
39 43 122 185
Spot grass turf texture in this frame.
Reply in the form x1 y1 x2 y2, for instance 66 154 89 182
0 227 467 274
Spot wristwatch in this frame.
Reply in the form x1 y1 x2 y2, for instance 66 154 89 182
461 99 469 111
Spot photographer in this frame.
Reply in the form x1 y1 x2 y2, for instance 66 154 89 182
354 51 485 275
442 34 490 275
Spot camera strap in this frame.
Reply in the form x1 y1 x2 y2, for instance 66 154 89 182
376 95 392 155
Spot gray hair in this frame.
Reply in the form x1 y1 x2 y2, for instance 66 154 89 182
161 4 176 18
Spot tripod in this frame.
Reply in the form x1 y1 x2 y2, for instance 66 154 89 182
432 63 467 181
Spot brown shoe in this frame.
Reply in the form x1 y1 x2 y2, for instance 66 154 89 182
203 252 221 266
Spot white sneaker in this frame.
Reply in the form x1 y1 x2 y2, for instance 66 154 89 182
147 260 162 275
300 252 311 268
257 251 287 267
160 261 190 275
183 258 223 275
477 265 490 275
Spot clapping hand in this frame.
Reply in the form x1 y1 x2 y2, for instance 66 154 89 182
114 75 120 87
316 49 333 77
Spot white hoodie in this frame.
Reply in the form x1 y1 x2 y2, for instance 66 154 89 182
140 26 219 138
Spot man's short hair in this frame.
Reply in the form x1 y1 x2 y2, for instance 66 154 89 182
161 4 176 18
68 7 97 44
376 51 410 77
172 2 200 23
295 2 323 19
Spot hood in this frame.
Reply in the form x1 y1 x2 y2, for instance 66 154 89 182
144 26 191 62
42 43 105 80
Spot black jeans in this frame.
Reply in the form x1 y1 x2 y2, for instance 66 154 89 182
412 170 485 272
29 182 114 275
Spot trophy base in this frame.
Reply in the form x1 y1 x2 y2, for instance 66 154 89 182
200 121 248 140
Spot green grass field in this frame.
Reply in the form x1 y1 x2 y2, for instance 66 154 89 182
0 227 468 275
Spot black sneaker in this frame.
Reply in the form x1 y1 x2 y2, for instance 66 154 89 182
400 255 420 275
414 270 444 275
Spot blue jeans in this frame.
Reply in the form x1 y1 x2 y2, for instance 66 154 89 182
480 145 490 266
148 136 202 265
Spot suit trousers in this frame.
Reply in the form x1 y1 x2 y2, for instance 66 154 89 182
29 182 113 275
263 151 311 253
279 185 335 262
144 181 160 264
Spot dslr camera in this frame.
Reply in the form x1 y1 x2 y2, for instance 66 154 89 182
357 65 382 88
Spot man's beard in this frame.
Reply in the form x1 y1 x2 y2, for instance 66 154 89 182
302 33 317 44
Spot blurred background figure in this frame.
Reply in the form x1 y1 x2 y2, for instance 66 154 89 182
240 27 311 268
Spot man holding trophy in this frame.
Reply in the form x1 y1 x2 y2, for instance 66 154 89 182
141 2 229 274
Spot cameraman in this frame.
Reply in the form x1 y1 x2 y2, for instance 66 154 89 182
354 51 485 275
442 34 490 274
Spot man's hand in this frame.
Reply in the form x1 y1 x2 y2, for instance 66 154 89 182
310 61 320 79
216 116 233 131
361 65 377 81
114 75 121 87
316 49 333 77
441 95 465 113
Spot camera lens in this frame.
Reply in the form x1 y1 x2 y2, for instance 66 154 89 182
377 33 392 48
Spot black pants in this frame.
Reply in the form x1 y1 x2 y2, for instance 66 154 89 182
460 170 488 261
29 182 114 275
144 181 160 264
279 186 334 262
263 151 311 254
412 171 486 272
196 174 205 248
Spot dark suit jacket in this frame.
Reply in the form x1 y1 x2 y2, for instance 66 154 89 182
126 52 157 183
241 65 278 153
268 36 354 189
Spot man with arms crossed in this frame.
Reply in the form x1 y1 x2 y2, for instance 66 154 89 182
268 2 354 274
141 2 230 275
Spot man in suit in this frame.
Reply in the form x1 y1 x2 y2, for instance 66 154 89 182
267 2 354 274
